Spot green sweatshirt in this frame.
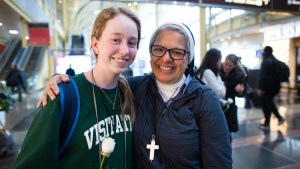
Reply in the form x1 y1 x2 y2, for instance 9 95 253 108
13 73 132 169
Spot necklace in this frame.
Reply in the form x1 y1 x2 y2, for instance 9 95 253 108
166 87 179 103
90 69 127 169
146 84 180 161
146 86 179 161
91 71 102 166
91 69 119 110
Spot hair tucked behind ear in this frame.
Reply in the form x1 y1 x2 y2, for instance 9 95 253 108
118 77 135 123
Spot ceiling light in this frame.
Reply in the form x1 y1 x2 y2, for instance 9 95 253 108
25 36 29 40
9 30 19 34
0 23 3 26
93 10 101 15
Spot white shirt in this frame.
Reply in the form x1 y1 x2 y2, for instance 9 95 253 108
156 76 186 102
200 69 226 99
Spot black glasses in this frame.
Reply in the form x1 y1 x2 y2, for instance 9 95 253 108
150 45 189 60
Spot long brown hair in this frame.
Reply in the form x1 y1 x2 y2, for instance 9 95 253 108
196 48 222 79
91 7 140 123
118 77 135 122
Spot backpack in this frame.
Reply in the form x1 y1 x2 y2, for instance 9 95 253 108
57 78 80 157
273 59 290 82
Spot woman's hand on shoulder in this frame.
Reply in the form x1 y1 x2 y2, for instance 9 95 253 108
36 74 70 108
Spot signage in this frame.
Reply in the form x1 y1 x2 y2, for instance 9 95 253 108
274 0 300 11
0 44 5 53
264 20 300 41
28 23 50 46
202 0 300 12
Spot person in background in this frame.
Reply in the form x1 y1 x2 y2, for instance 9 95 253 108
5 64 23 102
19 69 28 94
13 7 140 169
38 22 232 169
220 54 246 142
66 64 75 77
195 48 226 99
257 46 285 131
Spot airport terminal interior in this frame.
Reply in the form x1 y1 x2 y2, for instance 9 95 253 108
1 0 300 169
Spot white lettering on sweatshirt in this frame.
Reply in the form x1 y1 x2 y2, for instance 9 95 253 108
83 114 131 149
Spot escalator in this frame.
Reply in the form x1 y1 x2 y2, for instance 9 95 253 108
24 47 44 77
24 47 47 90
0 39 47 91
17 47 34 71
0 39 22 80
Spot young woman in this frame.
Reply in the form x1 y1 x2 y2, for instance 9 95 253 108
195 48 226 99
38 22 232 168
220 54 246 140
13 7 141 169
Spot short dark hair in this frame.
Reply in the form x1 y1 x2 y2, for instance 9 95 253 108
264 46 273 55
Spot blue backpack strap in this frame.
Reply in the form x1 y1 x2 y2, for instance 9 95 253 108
58 78 80 157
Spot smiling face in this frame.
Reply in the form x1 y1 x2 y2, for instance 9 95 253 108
150 29 189 84
223 58 236 74
91 13 138 76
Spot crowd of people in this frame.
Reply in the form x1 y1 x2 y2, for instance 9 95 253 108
11 6 287 169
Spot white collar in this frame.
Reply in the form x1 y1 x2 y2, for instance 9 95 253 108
156 75 186 102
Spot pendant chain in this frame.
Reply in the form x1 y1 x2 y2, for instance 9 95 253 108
91 69 119 110
166 87 179 103
90 69 127 169
91 70 102 165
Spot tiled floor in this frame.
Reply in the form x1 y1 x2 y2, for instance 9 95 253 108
0 90 299 169
232 92 300 169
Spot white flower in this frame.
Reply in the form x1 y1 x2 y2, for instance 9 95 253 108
227 98 233 104
101 137 116 157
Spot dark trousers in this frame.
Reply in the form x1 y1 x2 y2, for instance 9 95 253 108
261 87 281 125
11 85 22 101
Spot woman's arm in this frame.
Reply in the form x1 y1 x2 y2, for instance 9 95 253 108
13 99 61 169
197 90 232 168
202 69 226 99
36 74 70 108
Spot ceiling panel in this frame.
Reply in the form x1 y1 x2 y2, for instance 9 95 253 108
0 1 22 41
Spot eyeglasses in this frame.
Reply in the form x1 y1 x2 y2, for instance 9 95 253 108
150 45 189 60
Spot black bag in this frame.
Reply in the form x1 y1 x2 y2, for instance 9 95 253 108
273 59 290 82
